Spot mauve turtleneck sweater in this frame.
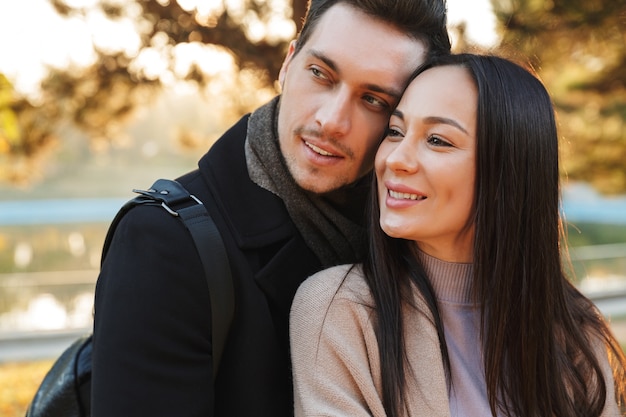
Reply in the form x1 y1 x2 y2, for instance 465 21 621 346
418 250 492 416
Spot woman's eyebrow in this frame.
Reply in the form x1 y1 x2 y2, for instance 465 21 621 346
391 110 469 135
423 116 469 134
391 108 405 119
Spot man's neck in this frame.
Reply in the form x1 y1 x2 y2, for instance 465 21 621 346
313 172 372 227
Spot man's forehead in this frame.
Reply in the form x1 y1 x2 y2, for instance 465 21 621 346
302 4 424 68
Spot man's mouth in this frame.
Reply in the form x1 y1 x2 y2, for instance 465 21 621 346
305 141 337 157
389 190 426 201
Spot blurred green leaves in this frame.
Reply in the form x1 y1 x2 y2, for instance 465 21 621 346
0 75 20 151
492 0 626 194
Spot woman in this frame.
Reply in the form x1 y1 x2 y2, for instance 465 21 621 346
290 54 626 416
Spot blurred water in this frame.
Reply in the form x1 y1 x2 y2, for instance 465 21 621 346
0 270 96 334
0 182 624 227
0 198 127 225
0 182 624 361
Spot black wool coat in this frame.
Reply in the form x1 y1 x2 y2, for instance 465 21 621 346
91 114 322 416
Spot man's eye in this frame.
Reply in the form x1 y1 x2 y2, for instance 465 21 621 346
364 95 387 109
310 67 327 80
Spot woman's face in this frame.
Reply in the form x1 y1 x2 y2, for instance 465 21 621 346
375 65 478 262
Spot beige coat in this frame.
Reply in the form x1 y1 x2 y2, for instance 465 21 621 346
290 264 622 417
290 264 450 417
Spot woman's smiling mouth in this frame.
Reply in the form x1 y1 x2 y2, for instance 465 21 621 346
388 190 426 200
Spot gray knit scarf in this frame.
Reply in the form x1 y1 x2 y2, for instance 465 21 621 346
245 97 368 268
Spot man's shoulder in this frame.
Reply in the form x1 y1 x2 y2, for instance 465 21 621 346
199 112 252 168
189 110 298 246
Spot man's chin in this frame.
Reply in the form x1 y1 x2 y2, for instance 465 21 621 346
287 162 352 194
296 176 346 195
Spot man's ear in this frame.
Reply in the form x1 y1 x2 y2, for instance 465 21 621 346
278 40 297 88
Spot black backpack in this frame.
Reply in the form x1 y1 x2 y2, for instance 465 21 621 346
25 179 234 417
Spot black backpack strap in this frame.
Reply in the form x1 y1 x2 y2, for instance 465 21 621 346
102 178 234 379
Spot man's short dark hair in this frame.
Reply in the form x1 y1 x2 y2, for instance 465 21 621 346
294 0 451 58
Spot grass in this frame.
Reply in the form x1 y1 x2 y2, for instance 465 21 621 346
0 342 624 416
0 360 53 417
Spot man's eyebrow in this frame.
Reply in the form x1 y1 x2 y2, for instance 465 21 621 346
309 49 403 100
390 110 469 135
309 49 338 73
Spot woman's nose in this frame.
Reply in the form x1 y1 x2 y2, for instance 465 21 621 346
385 138 419 173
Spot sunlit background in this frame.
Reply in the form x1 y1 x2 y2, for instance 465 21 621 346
0 0 497 99
0 1 624 415
0 0 500 335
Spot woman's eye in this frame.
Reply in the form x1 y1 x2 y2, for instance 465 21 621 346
386 127 403 138
427 135 451 147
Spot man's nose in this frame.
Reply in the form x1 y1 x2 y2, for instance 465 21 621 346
316 88 352 138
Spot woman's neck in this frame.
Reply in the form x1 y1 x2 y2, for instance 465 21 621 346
417 248 475 305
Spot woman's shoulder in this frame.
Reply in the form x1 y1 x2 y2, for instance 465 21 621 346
290 264 379 373
294 263 372 305
290 263 374 329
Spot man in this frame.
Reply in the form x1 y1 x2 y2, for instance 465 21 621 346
91 0 450 416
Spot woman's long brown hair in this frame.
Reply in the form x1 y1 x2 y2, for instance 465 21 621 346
363 53 626 417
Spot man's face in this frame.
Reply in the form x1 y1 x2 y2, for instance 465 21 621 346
277 3 427 194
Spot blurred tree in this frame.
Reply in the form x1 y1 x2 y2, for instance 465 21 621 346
5 0 626 194
492 0 626 194
0 75 20 153
2 0 306 185
0 74 59 185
